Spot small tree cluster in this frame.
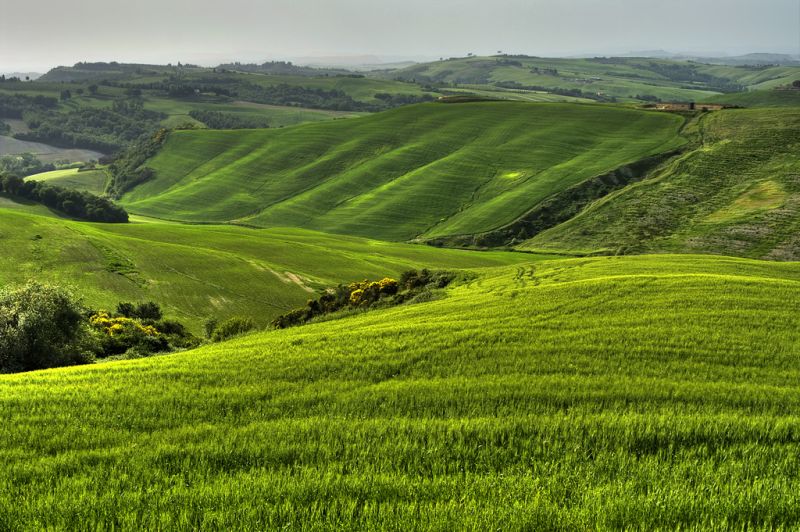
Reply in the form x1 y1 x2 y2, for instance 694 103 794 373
107 128 168 197
90 312 167 356
90 301 198 357
0 282 96 373
188 110 270 130
0 173 128 223
209 316 256 342
0 153 55 177
116 301 162 320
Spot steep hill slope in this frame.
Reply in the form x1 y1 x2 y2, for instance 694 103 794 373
2 255 800 529
520 108 800 259
121 102 686 240
0 207 532 331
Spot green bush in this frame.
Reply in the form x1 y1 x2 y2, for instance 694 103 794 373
0 282 96 373
204 318 218 339
211 317 256 342
90 307 198 357
272 270 460 330
115 301 162 321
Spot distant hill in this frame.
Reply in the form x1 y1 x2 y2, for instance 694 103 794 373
695 53 800 66
38 62 186 82
702 90 800 108
120 102 685 241
377 55 800 102
35 62 437 108
0 72 42 80
215 61 354 77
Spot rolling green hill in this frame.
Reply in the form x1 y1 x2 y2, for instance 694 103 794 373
519 108 800 260
379 55 800 103
38 63 434 105
701 89 800 108
2 254 800 528
0 206 533 332
121 102 686 240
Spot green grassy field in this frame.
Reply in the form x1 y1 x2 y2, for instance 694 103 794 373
0 76 367 133
25 167 109 194
0 82 360 130
0 135 103 163
381 55 800 102
443 85 594 103
228 71 432 104
2 254 799 529
121 102 685 240
142 97 363 129
702 90 800 108
0 206 535 332
4 57 800 529
520 107 800 260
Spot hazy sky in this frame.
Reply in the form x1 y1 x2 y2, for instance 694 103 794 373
1 0 798 71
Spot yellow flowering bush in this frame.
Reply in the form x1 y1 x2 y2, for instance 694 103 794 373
378 277 399 294
89 312 160 337
349 289 365 305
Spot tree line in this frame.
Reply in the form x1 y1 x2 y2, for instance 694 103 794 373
0 172 128 222
0 93 163 153
188 110 270 129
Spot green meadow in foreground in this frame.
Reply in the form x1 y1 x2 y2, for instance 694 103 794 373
0 207 534 332
1 254 799 529
121 102 685 240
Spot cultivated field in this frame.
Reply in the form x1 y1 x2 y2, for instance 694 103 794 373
381 55 800 102
0 206 535 332
122 102 685 240
0 136 103 163
1 254 799 528
26 167 109 195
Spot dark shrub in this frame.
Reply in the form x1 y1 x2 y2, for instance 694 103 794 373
211 316 256 342
134 302 162 321
204 318 218 339
0 282 96 373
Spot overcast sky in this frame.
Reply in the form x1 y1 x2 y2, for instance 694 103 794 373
1 0 798 72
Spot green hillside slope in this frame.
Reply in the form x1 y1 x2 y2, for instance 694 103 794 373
121 102 685 240
520 108 800 259
379 55 800 102
702 89 800 108
0 207 533 331
25 167 109 195
2 255 800 529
